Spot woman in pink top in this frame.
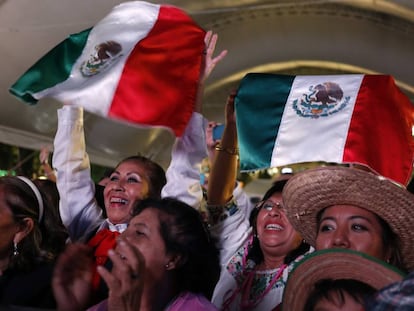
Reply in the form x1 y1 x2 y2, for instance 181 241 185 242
53 197 220 311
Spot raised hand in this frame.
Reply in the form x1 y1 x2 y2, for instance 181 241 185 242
98 238 145 311
52 243 94 311
201 30 228 84
195 30 228 113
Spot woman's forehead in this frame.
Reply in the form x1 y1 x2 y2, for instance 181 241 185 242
321 205 379 219
132 208 160 221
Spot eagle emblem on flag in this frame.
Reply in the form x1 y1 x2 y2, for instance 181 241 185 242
292 82 350 118
80 41 123 77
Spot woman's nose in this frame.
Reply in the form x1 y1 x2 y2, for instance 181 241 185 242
331 227 350 248
268 206 281 217
111 179 125 191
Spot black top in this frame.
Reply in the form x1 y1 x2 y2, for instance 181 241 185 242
0 261 56 310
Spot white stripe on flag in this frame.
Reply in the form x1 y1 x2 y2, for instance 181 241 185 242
271 74 364 167
34 1 160 115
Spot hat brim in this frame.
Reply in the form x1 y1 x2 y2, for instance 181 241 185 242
282 249 405 311
282 166 414 271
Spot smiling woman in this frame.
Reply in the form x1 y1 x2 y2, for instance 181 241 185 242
206 93 312 311
52 197 220 311
52 105 168 304
283 165 414 272
50 29 227 308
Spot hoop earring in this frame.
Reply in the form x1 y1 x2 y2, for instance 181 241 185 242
13 242 19 257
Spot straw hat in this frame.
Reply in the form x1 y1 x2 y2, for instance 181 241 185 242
282 165 414 271
282 249 406 311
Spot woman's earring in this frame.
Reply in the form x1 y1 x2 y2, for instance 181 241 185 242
165 263 170 269
13 242 19 256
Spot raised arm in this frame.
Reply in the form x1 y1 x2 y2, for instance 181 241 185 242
206 92 254 265
52 105 103 242
207 91 238 206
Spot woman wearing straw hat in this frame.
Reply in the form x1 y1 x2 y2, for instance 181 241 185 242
207 93 312 311
282 165 414 272
281 248 406 311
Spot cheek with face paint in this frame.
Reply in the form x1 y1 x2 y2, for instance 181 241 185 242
103 162 151 224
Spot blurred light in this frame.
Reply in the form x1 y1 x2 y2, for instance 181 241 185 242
0 170 15 177
267 167 279 176
281 167 293 174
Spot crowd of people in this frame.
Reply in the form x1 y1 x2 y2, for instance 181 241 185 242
1 27 413 311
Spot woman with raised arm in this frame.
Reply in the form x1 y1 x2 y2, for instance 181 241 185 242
207 92 312 311
52 30 227 305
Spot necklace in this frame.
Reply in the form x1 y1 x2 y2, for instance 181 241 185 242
239 263 287 310
222 237 287 311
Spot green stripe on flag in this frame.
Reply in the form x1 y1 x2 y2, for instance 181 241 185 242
10 28 91 104
235 73 295 171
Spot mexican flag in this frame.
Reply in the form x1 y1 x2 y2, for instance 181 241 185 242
9 1 205 137
235 73 414 185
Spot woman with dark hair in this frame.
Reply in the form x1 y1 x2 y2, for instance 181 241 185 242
53 197 220 311
0 176 68 309
32 177 69 257
283 165 414 272
51 30 226 305
207 93 312 310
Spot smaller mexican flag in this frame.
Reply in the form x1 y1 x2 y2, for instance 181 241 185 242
235 73 414 185
9 1 205 137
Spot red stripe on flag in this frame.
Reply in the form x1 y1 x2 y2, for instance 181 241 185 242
343 75 414 185
109 5 205 136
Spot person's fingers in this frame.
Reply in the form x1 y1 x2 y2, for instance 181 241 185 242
97 264 118 289
54 243 93 283
115 239 144 277
227 92 236 106
202 31 227 81
211 49 228 65
206 32 218 56
208 121 217 128
103 238 145 292
204 30 212 47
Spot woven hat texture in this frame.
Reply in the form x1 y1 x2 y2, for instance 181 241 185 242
282 249 406 311
283 165 414 271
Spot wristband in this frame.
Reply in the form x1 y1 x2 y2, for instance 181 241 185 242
215 144 239 156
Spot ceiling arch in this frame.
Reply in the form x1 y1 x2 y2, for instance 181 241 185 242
194 1 414 121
